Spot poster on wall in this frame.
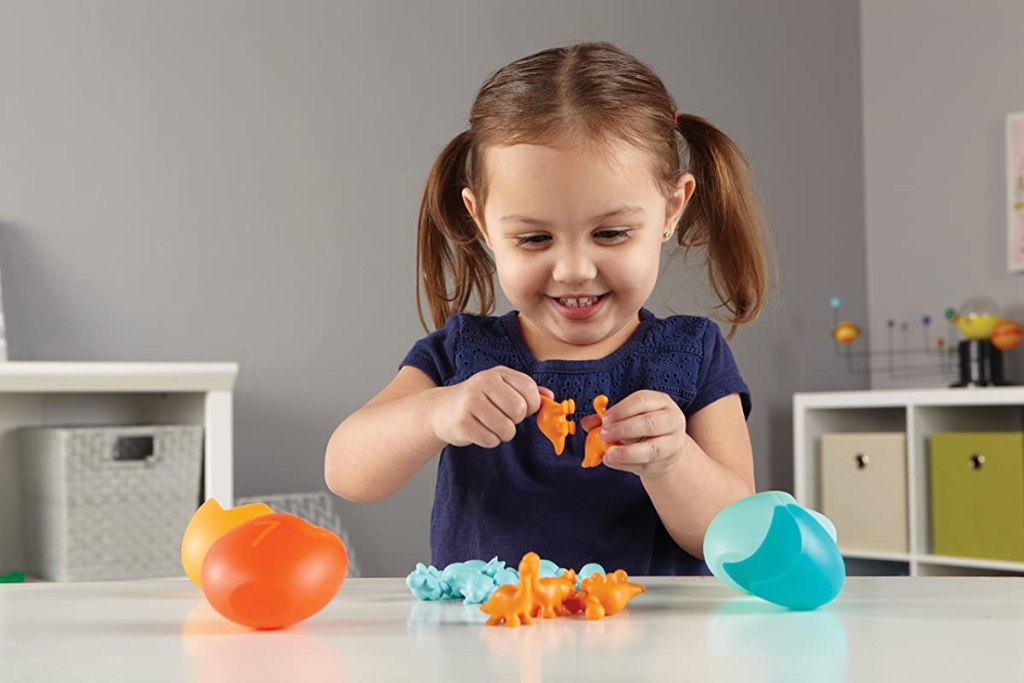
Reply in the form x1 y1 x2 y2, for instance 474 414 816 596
1009 111 1024 273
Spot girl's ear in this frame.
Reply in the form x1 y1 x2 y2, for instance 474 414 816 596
461 188 491 248
663 172 696 241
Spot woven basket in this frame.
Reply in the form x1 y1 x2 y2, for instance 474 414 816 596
18 425 203 581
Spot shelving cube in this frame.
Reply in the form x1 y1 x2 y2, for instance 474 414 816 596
794 387 1024 576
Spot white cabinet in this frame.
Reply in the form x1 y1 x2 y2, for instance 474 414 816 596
794 387 1024 576
0 362 238 576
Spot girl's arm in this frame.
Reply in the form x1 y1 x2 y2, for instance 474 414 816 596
587 391 754 558
325 366 447 503
640 394 755 558
325 364 544 503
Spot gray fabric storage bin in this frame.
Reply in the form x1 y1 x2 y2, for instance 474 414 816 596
18 425 203 581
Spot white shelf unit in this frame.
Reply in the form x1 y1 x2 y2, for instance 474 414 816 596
0 362 238 575
794 387 1024 576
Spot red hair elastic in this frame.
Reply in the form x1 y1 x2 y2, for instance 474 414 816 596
673 112 679 126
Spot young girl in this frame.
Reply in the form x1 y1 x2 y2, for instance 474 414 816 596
326 42 769 576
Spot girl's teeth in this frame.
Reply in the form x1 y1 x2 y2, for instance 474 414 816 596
560 297 598 308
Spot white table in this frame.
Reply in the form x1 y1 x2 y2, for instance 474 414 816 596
2 576 1023 682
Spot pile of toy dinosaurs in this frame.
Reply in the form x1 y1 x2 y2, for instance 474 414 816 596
480 551 645 627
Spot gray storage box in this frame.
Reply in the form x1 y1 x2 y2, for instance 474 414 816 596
18 425 203 581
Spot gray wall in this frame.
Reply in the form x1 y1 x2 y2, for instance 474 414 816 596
862 0 1024 388
0 0 867 576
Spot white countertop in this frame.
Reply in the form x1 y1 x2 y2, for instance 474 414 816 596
2 576 1023 682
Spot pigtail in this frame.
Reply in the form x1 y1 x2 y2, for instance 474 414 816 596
416 131 495 331
674 113 769 339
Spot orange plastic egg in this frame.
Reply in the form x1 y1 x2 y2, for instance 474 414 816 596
201 512 348 630
181 498 274 588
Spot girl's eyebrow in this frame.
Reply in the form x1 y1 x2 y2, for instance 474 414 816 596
499 205 645 226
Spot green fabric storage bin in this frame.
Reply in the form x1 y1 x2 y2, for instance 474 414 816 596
930 431 1024 562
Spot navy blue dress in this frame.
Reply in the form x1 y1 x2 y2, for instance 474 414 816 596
400 309 750 576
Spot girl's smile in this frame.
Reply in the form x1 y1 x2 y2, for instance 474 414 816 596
549 293 607 320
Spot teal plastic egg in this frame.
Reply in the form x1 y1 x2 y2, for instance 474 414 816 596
703 491 845 610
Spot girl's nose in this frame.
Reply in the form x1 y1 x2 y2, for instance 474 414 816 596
551 247 598 284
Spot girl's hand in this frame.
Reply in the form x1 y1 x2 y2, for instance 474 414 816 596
580 390 688 477
430 366 552 448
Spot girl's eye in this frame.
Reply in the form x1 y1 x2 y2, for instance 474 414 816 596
594 229 630 242
511 229 630 248
513 234 551 247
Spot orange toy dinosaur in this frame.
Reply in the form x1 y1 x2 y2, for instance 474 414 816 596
531 569 577 619
583 395 614 468
480 552 541 627
578 569 646 620
537 395 576 456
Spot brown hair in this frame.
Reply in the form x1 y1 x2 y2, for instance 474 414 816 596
417 42 770 338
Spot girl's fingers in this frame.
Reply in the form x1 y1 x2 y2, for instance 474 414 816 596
579 414 602 432
602 435 675 468
600 407 680 442
471 395 518 443
488 381 532 424
499 370 543 416
465 414 503 449
601 390 665 423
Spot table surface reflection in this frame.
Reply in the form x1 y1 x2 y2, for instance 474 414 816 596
2 576 1023 682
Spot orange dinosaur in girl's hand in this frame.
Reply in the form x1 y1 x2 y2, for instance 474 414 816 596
582 395 615 468
537 395 576 455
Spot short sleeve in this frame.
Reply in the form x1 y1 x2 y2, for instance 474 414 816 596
687 321 751 419
399 313 462 386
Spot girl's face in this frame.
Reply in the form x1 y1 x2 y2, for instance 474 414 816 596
464 136 694 361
